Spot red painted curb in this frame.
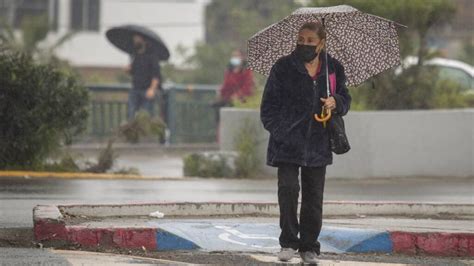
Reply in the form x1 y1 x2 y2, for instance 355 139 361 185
34 219 67 241
33 205 67 241
67 226 157 250
391 231 474 257
33 205 157 250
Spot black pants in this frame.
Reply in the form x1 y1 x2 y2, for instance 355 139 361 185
127 89 155 120
277 163 326 254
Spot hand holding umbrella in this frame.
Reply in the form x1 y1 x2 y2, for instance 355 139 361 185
312 38 334 127
315 97 334 127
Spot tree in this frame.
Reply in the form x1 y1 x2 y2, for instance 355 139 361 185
0 15 75 66
458 42 474 65
165 0 299 85
310 0 458 109
205 0 300 46
311 0 455 64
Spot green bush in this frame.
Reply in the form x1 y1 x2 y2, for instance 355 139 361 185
182 120 261 178
41 154 81 172
234 119 261 177
118 111 166 143
40 138 140 175
84 139 117 173
431 79 472 108
114 167 140 176
183 152 234 178
0 52 89 169
358 65 474 110
231 89 263 109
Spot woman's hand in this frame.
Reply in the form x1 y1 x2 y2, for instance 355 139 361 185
146 87 156 99
320 97 336 110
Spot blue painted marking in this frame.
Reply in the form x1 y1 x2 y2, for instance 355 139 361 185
150 220 394 254
151 220 281 252
347 232 393 253
156 230 200 251
319 226 391 253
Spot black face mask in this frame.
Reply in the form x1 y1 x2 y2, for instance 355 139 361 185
295 44 318 62
134 42 144 51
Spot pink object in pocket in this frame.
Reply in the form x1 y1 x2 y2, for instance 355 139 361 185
329 73 336 96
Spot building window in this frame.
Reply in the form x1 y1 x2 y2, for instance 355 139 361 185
0 0 58 31
70 0 100 31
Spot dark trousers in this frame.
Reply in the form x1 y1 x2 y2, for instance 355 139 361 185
277 163 326 254
127 89 155 120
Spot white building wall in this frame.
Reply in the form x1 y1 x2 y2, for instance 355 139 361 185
46 0 208 67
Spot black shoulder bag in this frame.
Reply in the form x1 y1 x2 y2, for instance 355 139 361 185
328 112 350 154
325 52 350 155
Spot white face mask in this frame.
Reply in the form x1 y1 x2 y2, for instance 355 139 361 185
230 57 242 66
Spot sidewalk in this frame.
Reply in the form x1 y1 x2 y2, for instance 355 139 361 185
0 248 189 265
61 142 219 178
33 202 474 257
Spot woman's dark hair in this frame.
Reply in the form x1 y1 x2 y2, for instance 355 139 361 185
299 22 326 40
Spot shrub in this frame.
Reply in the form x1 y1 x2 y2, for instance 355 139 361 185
0 52 89 169
182 119 261 178
231 89 263 109
234 119 261 177
183 152 235 178
114 167 140 176
41 154 81 172
118 111 166 143
354 64 474 110
431 79 472 108
84 139 117 173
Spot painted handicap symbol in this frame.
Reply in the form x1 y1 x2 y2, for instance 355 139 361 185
214 225 280 249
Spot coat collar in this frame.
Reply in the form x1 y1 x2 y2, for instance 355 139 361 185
289 50 335 76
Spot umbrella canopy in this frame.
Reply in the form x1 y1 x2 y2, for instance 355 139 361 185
248 5 404 86
106 25 170 61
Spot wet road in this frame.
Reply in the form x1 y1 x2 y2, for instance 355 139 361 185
1 176 472 228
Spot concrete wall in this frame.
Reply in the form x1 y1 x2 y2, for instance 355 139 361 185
220 108 474 178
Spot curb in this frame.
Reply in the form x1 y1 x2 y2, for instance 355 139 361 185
33 205 200 251
391 231 474 257
57 201 474 217
65 142 219 151
33 202 474 257
0 170 181 180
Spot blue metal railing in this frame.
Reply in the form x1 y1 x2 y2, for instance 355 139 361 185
83 83 218 144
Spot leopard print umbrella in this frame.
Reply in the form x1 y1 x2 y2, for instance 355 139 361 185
247 5 404 86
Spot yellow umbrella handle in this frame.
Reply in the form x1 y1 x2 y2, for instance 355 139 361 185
314 108 331 123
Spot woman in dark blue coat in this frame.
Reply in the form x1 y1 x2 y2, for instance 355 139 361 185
260 22 351 263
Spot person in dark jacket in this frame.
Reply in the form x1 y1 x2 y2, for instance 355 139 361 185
127 34 162 120
260 22 351 263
